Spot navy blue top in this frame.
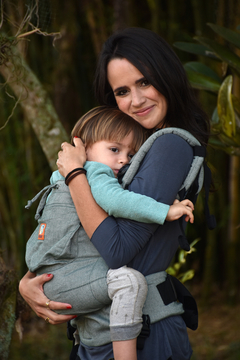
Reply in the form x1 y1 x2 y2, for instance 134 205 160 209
78 134 194 360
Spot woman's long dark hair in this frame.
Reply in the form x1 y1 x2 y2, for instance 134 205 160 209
94 27 210 145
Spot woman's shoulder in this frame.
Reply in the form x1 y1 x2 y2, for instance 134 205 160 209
148 132 193 159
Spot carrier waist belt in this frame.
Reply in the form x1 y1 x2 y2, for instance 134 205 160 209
143 271 184 324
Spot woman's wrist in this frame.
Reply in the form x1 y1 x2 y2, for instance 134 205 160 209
65 167 87 186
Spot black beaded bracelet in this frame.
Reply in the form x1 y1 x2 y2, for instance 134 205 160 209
65 168 87 186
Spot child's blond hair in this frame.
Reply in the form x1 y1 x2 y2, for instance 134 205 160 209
71 106 149 153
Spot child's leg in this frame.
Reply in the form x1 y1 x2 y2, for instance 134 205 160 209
107 266 148 360
112 339 137 360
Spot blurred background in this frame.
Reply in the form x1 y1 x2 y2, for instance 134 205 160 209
0 0 240 359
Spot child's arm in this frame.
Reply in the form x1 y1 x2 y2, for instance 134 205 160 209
85 162 193 225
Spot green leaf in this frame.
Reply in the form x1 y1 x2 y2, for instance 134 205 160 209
208 137 229 149
211 106 220 125
217 75 236 137
207 23 240 49
219 133 240 147
173 42 218 59
174 263 181 271
178 270 195 283
189 238 200 249
185 61 221 82
178 250 186 264
184 65 221 92
211 101 240 141
195 36 240 74
166 267 176 276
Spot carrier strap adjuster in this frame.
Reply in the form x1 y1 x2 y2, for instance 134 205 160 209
137 314 151 350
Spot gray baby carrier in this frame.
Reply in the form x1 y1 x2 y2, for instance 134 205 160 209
25 127 215 259
118 127 216 251
25 127 216 352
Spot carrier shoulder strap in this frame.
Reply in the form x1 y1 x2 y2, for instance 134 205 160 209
119 127 216 251
121 127 205 194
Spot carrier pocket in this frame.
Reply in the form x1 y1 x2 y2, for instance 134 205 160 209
26 203 81 271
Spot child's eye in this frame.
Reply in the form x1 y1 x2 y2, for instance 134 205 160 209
110 147 119 153
128 153 135 159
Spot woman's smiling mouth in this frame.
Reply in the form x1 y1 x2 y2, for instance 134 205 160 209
134 105 155 116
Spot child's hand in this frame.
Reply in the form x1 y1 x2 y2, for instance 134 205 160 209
166 199 194 223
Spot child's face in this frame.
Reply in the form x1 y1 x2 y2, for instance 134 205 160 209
86 131 135 177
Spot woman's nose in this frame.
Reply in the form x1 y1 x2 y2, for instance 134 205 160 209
131 89 145 107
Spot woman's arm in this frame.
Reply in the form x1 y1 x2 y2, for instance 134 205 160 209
57 138 108 238
58 135 193 268
19 134 193 320
90 134 194 267
19 139 107 321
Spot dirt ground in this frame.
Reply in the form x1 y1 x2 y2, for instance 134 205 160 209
188 301 240 359
9 292 240 360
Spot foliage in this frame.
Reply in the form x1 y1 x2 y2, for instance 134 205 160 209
0 2 240 358
167 239 200 284
174 23 240 156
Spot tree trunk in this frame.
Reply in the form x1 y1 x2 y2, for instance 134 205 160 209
227 155 240 304
0 256 17 360
0 52 68 171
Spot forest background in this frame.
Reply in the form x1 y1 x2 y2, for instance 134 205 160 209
0 0 240 359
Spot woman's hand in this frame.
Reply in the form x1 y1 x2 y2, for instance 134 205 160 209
57 137 86 177
19 271 76 325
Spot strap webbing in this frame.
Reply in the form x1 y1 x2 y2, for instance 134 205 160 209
137 315 151 350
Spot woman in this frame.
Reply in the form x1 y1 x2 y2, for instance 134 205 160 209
19 27 210 360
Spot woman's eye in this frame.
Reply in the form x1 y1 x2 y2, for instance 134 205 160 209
115 89 128 96
141 79 149 87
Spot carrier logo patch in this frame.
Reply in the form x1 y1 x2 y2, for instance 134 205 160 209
38 223 47 240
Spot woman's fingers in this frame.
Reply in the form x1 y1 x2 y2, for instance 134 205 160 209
38 306 76 325
42 300 77 325
56 139 86 177
19 272 75 324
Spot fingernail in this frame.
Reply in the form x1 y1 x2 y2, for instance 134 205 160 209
72 315 77 318
74 136 78 138
66 305 72 309
47 274 52 277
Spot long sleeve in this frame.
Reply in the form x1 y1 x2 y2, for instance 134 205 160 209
84 161 170 225
91 134 193 271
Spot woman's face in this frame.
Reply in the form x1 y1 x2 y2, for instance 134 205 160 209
107 58 168 129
